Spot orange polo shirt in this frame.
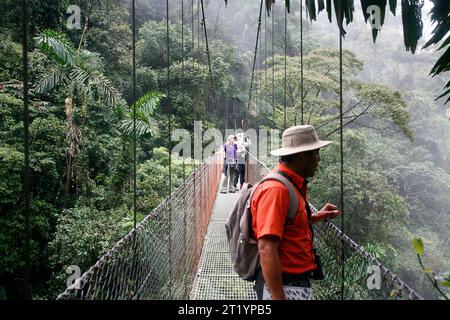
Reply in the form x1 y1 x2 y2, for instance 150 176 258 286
251 163 316 275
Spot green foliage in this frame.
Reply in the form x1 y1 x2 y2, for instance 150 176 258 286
137 147 197 215
412 237 449 299
48 206 128 294
34 30 121 107
0 34 22 82
0 146 23 208
137 20 250 130
136 67 159 97
413 238 424 256
263 48 411 140
356 82 413 139
423 0 450 103
35 30 76 67
442 275 450 287
85 0 133 97
1 0 448 300
120 91 165 139
137 21 186 69
311 130 410 247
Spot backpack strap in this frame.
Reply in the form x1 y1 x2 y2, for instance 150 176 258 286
277 170 315 241
257 173 299 225
276 171 312 219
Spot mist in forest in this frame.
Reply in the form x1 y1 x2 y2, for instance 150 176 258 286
173 0 450 298
0 0 448 300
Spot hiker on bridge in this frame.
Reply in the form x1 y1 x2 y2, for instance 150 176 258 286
234 132 251 190
251 125 341 300
221 135 238 193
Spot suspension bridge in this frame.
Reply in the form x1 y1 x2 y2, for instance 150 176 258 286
57 152 422 300
15 0 430 300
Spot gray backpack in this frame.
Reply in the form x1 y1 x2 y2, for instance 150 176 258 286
224 173 299 281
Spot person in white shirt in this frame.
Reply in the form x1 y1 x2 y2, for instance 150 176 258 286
234 132 251 190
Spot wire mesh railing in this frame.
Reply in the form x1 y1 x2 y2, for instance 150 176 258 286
246 153 423 300
57 152 222 300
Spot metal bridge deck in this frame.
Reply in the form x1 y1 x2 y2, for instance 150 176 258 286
190 190 257 300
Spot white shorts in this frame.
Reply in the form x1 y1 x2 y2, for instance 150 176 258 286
262 284 312 300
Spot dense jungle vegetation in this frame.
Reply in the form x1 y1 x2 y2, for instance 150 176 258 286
0 0 448 299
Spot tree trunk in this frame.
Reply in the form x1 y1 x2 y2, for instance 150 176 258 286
63 97 82 208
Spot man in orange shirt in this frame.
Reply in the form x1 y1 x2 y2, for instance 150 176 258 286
251 125 341 300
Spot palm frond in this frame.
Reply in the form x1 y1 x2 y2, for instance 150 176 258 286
389 0 397 15
119 118 159 138
285 0 291 13
401 0 424 54
133 91 166 118
306 0 317 21
70 67 90 86
265 0 275 15
119 91 165 139
34 29 75 67
436 80 450 104
77 49 105 74
93 73 121 107
34 68 69 93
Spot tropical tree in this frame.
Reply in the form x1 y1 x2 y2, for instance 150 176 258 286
259 48 412 139
33 29 121 207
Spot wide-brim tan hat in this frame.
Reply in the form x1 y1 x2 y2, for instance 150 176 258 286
271 125 333 156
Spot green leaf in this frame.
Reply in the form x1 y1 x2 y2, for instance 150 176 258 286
412 238 424 256
389 289 399 297
401 0 424 54
120 91 164 139
422 268 433 274
285 0 290 13
34 68 69 93
34 29 75 67
305 0 317 21
389 0 397 15
441 281 450 287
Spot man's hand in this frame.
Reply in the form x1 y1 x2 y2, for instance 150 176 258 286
311 203 341 224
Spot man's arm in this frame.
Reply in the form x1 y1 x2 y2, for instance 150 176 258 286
258 235 285 300
311 203 340 224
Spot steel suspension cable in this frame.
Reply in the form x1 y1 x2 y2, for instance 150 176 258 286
21 0 32 300
264 9 268 124
246 0 264 122
272 6 275 126
284 4 287 131
181 0 188 298
191 0 198 281
197 0 200 48
258 10 263 132
132 0 137 230
181 2 186 183
131 0 140 299
199 0 216 116
166 0 173 297
338 8 346 302
300 0 304 125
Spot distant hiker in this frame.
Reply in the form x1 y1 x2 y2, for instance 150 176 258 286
252 125 341 300
234 132 251 190
221 135 238 193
